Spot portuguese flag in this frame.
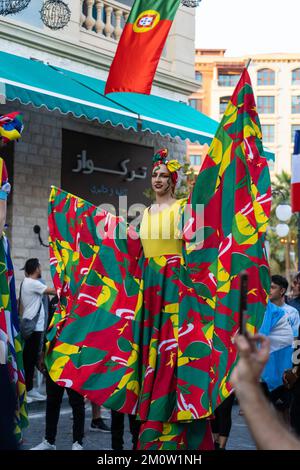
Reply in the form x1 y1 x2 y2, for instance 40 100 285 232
105 0 181 95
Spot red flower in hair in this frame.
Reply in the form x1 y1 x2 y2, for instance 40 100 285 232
152 148 181 185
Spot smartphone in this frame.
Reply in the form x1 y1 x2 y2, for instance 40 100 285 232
239 271 248 335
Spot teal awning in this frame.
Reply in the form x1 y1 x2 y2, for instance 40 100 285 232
0 51 274 160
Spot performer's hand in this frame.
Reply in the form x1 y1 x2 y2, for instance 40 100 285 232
230 334 270 390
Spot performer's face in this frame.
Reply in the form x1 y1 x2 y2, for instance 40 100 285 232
151 164 173 196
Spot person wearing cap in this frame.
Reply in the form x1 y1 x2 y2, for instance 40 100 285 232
20 258 56 402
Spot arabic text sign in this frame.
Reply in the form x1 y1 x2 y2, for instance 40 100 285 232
62 129 153 210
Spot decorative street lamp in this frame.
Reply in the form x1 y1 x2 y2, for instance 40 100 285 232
274 202 293 281
275 204 292 222
181 0 202 7
40 0 71 30
275 203 292 238
275 223 289 238
275 203 292 237
0 0 31 15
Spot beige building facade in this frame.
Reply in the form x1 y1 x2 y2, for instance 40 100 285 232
188 49 300 176
1 1 197 100
0 1 198 286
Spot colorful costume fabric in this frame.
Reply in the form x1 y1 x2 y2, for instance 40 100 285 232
46 69 271 449
0 158 28 442
0 112 23 145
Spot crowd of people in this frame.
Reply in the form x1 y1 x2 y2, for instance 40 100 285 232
0 110 300 452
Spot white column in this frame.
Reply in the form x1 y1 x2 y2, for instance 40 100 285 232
114 9 123 41
95 0 105 35
85 0 96 31
80 0 86 27
104 6 114 38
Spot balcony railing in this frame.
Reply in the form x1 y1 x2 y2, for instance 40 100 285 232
81 0 130 41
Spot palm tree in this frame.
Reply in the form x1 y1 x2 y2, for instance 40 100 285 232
268 171 298 278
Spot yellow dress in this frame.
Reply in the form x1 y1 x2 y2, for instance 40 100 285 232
139 199 184 258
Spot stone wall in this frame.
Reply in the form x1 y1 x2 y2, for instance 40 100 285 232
4 102 186 289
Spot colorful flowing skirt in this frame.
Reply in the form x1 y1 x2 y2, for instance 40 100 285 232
126 254 213 450
46 186 269 450
0 236 28 442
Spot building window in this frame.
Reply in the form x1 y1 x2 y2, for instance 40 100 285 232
292 96 300 114
268 160 275 172
189 99 202 111
257 69 275 86
195 71 203 84
219 96 230 114
189 99 197 109
261 124 275 143
292 69 300 85
291 125 300 142
190 155 202 166
257 96 275 114
218 73 240 87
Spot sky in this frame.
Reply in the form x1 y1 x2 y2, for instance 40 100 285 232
195 0 300 56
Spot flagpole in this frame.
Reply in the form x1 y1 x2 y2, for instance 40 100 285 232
245 58 252 69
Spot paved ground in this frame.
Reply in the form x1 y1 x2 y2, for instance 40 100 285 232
21 393 256 451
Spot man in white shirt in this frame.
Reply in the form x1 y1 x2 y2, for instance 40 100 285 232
270 275 300 340
21 258 56 402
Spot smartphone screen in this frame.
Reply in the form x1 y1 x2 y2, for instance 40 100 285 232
239 272 248 335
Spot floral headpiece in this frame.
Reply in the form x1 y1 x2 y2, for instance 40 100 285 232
152 148 182 185
0 112 24 144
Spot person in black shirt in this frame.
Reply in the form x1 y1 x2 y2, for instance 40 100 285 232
288 272 300 315
287 271 300 436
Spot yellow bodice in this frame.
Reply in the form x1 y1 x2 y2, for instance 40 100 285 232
140 199 186 258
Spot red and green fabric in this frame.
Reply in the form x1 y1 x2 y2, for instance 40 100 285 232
0 158 8 189
104 0 181 94
0 159 28 441
182 68 271 408
45 69 271 449
46 188 213 449
0 239 28 442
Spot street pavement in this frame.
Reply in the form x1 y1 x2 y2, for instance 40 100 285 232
21 395 256 451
